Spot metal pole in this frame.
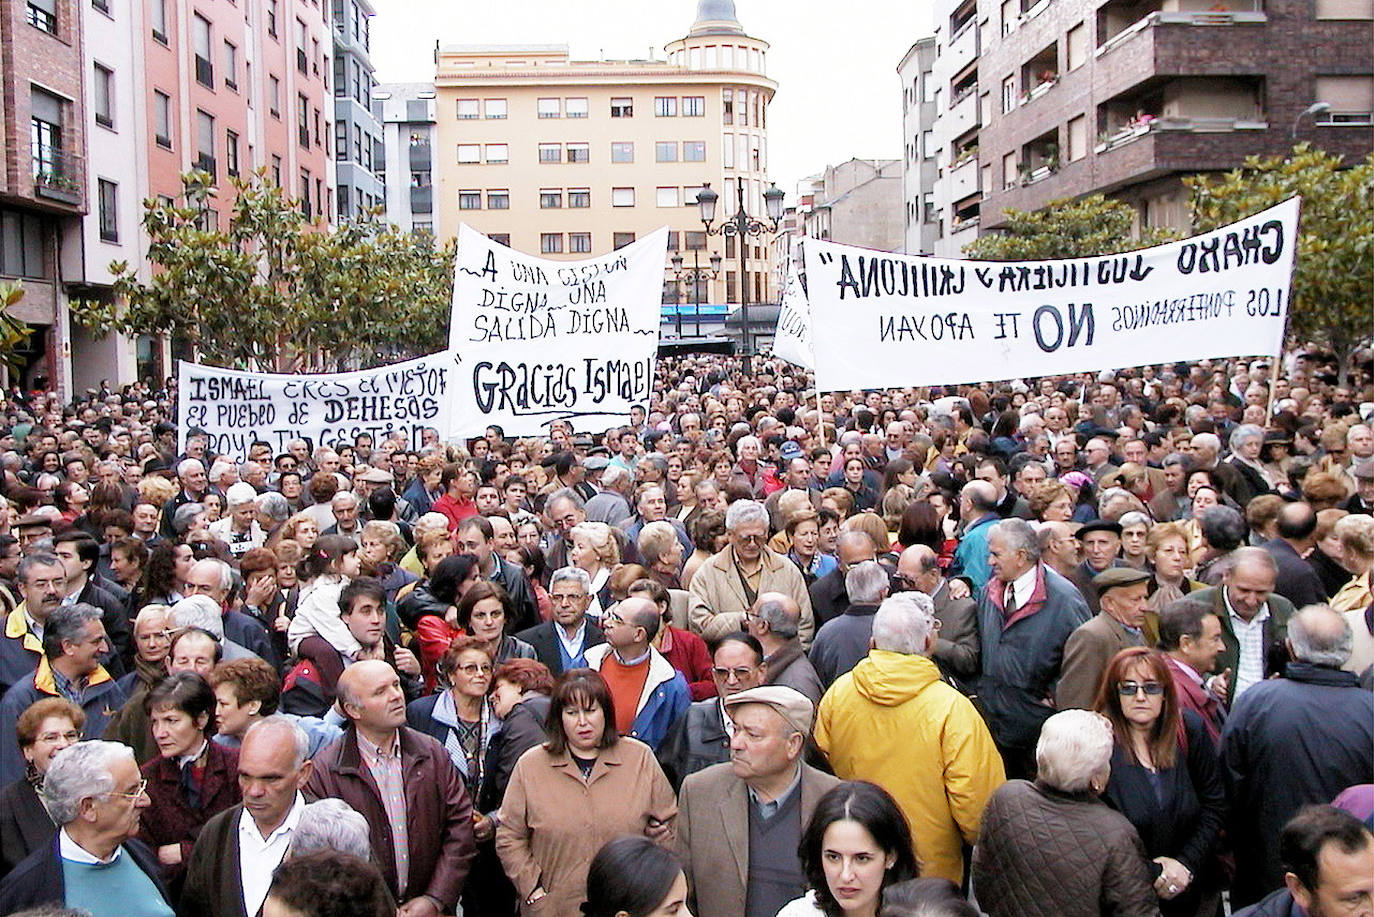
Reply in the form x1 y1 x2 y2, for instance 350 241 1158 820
674 258 683 340
737 176 750 374
692 246 702 338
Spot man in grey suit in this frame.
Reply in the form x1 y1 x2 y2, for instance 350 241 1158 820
895 545 980 687
676 685 839 917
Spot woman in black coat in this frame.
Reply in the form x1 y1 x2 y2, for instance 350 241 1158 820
1095 647 1226 917
0 698 84 877
480 658 554 815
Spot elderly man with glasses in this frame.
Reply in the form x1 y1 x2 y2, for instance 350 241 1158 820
657 632 767 790
0 740 172 916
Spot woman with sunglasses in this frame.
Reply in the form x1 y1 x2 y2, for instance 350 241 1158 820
1094 647 1226 917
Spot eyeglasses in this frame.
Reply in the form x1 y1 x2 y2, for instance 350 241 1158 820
733 532 766 544
550 593 586 605
711 666 758 682
1117 681 1165 697
103 779 148 802
456 663 493 676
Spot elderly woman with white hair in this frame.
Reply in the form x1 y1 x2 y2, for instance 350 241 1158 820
288 798 373 860
636 520 685 590
973 709 1160 917
1222 424 1274 506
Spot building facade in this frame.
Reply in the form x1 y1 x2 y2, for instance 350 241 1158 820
432 0 780 308
920 0 1373 256
375 82 438 235
898 38 940 255
792 159 904 251
331 0 384 221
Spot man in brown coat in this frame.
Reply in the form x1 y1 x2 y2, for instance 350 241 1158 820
1056 568 1151 709
304 660 474 916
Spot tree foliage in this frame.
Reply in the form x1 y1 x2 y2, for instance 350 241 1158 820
71 170 453 371
1186 143 1373 383
962 193 1177 260
0 282 36 377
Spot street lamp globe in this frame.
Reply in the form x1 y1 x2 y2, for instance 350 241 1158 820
696 183 718 225
764 183 786 223
709 254 723 273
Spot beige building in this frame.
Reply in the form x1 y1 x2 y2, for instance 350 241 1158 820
433 0 779 307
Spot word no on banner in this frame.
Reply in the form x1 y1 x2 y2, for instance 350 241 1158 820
447 224 668 436
800 197 1300 390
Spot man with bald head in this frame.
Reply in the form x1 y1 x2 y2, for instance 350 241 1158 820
952 480 1000 590
584 596 690 751
305 660 474 916
1262 501 1328 609
1191 546 1296 706
747 592 824 704
809 530 879 627
895 545 979 684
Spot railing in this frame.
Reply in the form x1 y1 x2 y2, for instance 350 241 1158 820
32 148 84 205
951 215 981 234
1020 163 1059 185
1021 77 1058 103
1317 111 1374 125
1097 9 1267 56
1020 0 1051 23
193 153 217 183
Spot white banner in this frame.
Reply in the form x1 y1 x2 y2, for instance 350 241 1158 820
772 254 814 369
803 198 1299 390
177 354 455 458
448 225 668 436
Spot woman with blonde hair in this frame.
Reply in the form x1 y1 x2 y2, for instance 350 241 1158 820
278 511 321 552
569 521 620 616
844 511 893 558
1331 513 1374 614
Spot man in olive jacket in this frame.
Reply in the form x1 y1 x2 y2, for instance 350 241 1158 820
1191 547 1295 706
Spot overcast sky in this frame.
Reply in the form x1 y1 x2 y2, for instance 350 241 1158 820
369 0 935 201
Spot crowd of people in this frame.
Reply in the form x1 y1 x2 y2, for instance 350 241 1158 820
0 346 1369 917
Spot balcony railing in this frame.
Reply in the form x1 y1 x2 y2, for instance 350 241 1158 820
32 148 84 205
1093 114 1267 153
1097 9 1267 56
1020 163 1059 185
1021 76 1059 103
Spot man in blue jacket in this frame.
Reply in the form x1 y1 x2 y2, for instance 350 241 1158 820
584 597 689 751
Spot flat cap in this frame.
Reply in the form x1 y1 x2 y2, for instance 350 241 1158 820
358 466 394 484
723 685 815 735
1092 566 1151 594
1077 519 1123 538
583 456 611 472
1353 457 1374 480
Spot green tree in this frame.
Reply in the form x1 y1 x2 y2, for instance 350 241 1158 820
72 170 453 371
1186 143 1373 385
963 193 1177 260
0 282 36 378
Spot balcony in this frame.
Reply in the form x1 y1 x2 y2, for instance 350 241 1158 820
949 155 981 201
1020 45 1059 105
948 216 980 252
408 140 431 171
32 149 84 206
945 18 980 74
409 184 432 214
1096 77 1266 151
1097 2 1265 57
947 85 981 138
1018 130 1059 185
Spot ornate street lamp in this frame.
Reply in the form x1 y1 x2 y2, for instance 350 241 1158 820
697 178 785 370
669 249 723 339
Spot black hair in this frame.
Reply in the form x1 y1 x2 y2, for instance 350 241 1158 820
297 534 357 581
52 530 100 572
429 553 481 606
1281 805 1373 894
712 631 764 665
339 576 386 616
1155 599 1215 652
367 487 396 521
801 781 920 917
267 850 393 917
145 671 217 736
582 835 684 917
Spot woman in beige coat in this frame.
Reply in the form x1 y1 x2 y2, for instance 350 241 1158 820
496 668 678 917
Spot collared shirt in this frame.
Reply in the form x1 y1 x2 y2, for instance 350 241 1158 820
176 740 209 769
747 765 803 820
1223 588 1271 698
615 647 652 667
239 793 305 917
1007 564 1038 612
22 609 44 643
51 667 88 705
59 827 120 865
1171 656 1205 687
357 730 409 893
555 619 589 661
718 699 736 741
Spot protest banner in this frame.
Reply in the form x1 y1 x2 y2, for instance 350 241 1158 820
448 224 668 436
803 197 1300 391
772 253 814 370
177 354 454 457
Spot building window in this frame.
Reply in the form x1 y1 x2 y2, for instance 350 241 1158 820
335 122 348 161
489 233 510 246
684 230 706 251
654 96 677 117
537 97 560 118
487 189 510 209
540 232 563 253
566 142 589 163
1066 23 1087 70
267 0 278 37
458 189 481 209
485 143 508 163
193 15 214 86
722 133 735 168
456 98 479 119
535 143 559 163
154 91 172 148
725 271 737 302
1314 75 1374 120
269 76 281 117
1001 0 1016 34
540 189 562 209
485 98 507 118
1067 114 1087 161
457 144 480 164
26 0 57 33
722 89 734 124
97 179 118 242
94 64 114 128
1002 151 1017 188
299 170 312 218
569 232 591 253
565 97 588 118
1002 75 1017 113
683 141 706 162
271 155 282 186
655 141 678 162
611 142 634 163
224 41 238 89
611 187 635 207
297 94 310 147
151 0 168 42
611 97 633 117
1316 0 1374 17
295 19 308 74
568 188 590 208
226 129 240 175
613 232 636 249
656 186 679 207
196 109 216 179
682 95 705 116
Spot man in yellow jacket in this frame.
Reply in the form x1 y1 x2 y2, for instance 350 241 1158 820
814 591 1005 884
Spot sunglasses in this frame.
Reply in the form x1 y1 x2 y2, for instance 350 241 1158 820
1117 681 1165 697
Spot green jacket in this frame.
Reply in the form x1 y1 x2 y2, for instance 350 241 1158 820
1190 585 1295 706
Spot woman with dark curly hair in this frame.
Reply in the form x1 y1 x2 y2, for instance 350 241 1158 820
263 849 394 917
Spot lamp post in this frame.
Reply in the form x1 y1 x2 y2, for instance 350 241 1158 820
697 177 786 373
669 249 723 339
1290 101 1332 140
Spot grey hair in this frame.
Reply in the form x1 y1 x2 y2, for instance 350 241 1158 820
871 592 938 655
1118 511 1151 531
845 561 890 605
190 557 234 594
725 499 769 532
546 487 586 513
41 741 134 825
636 521 679 565
256 491 290 522
599 464 629 488
176 458 205 478
17 552 64 584
289 799 373 860
755 595 799 639
1161 452 1195 471
1229 424 1266 453
244 715 310 768
170 594 226 640
549 566 591 594
171 502 205 535
1191 432 1221 456
1035 710 1114 793
331 491 360 508
42 602 104 661
1288 604 1354 667
1199 505 1247 552
991 518 1041 563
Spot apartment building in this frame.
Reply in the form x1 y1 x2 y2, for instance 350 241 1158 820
331 0 383 221
792 159 904 251
375 82 438 235
432 0 780 307
917 0 1372 257
898 38 940 255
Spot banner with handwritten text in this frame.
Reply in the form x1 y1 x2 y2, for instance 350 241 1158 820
803 198 1299 390
177 354 454 458
772 254 814 370
448 224 668 436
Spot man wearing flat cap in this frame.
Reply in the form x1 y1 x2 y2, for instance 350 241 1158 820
676 685 838 917
1056 567 1151 709
1066 519 1128 613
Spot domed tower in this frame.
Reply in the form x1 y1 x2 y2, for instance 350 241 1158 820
688 0 747 36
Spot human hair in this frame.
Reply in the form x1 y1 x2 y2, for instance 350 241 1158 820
493 658 555 696
41 602 104 661
298 534 357 581
429 553 481 606
821 486 856 518
41 740 133 826
190 557 234 596
1301 471 1347 508
845 512 892 554
1198 505 1246 552
712 631 765 664
871 592 938 655
1145 521 1189 559
360 520 406 563
1034 710 1114 793
170 595 226 639
454 579 512 633
1155 599 1214 652
339 576 386 617
209 657 282 715
878 878 980 917
755 594 800 639
549 565 592 594
583 835 685 917
1335 513 1374 565
457 513 494 543
289 799 374 860
256 490 290 523
52 530 99 572
171 502 206 535
1287 604 1354 668
238 547 278 583
244 715 310 768
785 508 820 538
690 510 726 549
725 499 769 532
266 850 394 917
990 518 1040 563
439 634 495 683
1118 511 1150 533
17 551 64 585
145 671 217 735
1028 481 1071 519
16 697 85 749
1093 648 1180 770
570 521 621 566
897 502 943 554
1280 805 1374 895
801 781 920 917
544 668 619 756
846 560 890 605
415 528 454 567
637 521 680 567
